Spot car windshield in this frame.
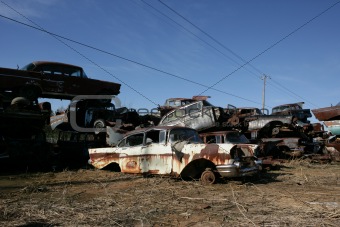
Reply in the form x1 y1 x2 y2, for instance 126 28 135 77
20 63 35 71
272 105 289 113
272 104 303 113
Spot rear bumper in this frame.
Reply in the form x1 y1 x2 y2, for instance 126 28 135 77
216 160 262 178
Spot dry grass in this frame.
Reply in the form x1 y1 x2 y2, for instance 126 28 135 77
0 161 339 226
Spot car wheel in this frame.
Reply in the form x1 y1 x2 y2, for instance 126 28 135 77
11 97 30 107
271 126 280 136
93 119 106 128
201 169 216 185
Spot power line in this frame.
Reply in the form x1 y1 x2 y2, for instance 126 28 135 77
0 11 263 106
269 78 319 108
158 0 263 77
158 0 339 107
156 1 282 99
159 0 303 107
139 0 267 90
140 0 253 73
197 0 340 95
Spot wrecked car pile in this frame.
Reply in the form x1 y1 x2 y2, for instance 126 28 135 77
0 96 51 167
0 61 121 168
1 61 339 183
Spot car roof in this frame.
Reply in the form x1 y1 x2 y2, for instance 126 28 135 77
199 131 241 137
31 61 83 70
272 102 304 108
125 125 197 136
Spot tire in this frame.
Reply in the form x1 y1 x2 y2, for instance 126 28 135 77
201 169 216 185
271 127 280 136
93 119 106 128
11 97 30 107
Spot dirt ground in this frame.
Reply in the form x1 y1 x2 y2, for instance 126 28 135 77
0 160 339 227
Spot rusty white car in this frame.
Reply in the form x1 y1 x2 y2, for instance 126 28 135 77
88 126 261 184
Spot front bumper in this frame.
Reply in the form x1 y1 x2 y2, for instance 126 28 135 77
216 159 262 178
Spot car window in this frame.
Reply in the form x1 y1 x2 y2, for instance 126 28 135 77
145 130 166 145
185 102 202 115
169 128 201 143
204 135 223 143
168 100 182 107
125 133 144 147
161 108 184 123
255 108 263 114
206 136 215 143
225 132 249 144
26 63 85 78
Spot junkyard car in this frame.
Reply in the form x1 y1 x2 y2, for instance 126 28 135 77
0 61 121 100
158 100 229 132
224 106 263 129
271 102 312 123
52 131 103 169
50 99 141 133
0 97 51 164
88 126 262 184
158 96 211 117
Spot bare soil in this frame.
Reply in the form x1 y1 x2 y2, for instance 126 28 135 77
0 161 339 227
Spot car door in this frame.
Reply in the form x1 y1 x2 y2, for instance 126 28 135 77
117 133 144 174
64 74 89 95
36 64 64 94
140 130 172 175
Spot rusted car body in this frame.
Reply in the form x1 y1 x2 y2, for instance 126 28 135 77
245 115 294 139
260 137 307 158
0 61 121 100
50 99 141 133
0 97 51 163
312 103 340 121
158 100 228 132
158 96 211 117
52 131 103 169
199 130 261 175
312 103 340 136
224 106 263 129
88 126 261 184
323 120 340 135
271 102 312 123
197 130 311 167
323 136 340 162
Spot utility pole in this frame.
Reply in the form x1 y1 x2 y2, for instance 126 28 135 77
261 74 270 113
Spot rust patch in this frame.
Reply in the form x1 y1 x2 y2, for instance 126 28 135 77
126 161 137 169
237 145 255 156
200 144 219 160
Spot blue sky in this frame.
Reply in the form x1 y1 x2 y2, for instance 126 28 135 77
0 0 339 122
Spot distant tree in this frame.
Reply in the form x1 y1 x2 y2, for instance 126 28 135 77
55 106 66 115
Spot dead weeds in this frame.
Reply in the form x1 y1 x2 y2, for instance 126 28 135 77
0 161 339 226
